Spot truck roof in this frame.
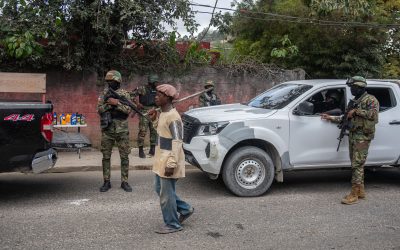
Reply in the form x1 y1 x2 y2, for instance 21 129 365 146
283 79 400 87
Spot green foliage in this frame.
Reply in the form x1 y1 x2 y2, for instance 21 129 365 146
270 35 299 59
0 0 198 75
184 42 211 66
382 56 400 78
224 0 400 78
310 0 371 16
168 32 177 48
2 31 43 59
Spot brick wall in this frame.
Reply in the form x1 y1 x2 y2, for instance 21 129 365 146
0 67 305 148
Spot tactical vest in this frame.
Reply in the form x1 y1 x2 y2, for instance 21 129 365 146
139 86 157 106
203 92 221 106
110 108 129 120
349 92 379 138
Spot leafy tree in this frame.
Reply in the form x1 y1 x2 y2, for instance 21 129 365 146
0 0 198 75
222 0 400 78
382 56 400 78
270 35 299 65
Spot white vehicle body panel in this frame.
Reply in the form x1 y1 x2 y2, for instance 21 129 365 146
367 84 400 163
183 79 400 178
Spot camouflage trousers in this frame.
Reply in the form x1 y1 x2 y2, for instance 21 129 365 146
349 139 371 185
137 107 157 147
101 130 131 182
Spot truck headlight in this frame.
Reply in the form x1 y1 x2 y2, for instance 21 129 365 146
197 122 229 136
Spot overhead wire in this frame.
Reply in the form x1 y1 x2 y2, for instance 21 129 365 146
190 3 400 29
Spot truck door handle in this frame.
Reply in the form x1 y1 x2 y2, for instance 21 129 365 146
389 120 400 125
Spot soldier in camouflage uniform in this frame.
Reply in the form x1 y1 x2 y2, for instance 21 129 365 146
322 76 379 205
131 74 158 158
97 70 133 192
198 80 221 107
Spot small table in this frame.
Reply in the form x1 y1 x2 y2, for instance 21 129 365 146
53 124 90 158
53 124 87 131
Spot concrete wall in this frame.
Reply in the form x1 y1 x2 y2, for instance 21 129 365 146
0 67 305 148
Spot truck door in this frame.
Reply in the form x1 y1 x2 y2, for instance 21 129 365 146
289 87 350 167
365 85 400 164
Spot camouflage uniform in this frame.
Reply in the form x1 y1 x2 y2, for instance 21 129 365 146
330 76 379 204
131 85 157 147
97 72 132 183
199 80 221 107
332 90 379 184
347 92 379 184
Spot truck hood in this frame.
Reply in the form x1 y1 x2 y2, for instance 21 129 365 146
184 103 276 123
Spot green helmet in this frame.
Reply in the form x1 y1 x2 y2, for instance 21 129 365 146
148 74 159 84
105 70 122 83
204 80 214 88
346 76 367 87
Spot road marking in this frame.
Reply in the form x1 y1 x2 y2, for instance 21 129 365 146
69 199 90 205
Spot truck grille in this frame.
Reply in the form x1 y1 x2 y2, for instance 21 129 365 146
182 114 200 144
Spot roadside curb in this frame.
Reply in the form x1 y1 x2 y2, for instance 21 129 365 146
46 164 196 173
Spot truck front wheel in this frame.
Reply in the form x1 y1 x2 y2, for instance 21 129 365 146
222 146 274 197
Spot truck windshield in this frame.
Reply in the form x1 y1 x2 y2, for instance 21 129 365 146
248 84 312 109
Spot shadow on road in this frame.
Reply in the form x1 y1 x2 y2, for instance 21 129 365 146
0 172 101 202
0 168 398 201
267 168 400 196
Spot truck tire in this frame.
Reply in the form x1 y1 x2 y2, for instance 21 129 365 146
222 146 274 197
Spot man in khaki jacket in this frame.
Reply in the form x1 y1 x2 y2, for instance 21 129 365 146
148 84 194 234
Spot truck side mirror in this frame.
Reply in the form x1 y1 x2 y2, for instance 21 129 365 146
294 101 314 115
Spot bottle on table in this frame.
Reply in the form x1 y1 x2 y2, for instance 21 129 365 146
53 112 57 125
66 113 71 124
71 113 77 125
60 114 66 125
80 114 86 125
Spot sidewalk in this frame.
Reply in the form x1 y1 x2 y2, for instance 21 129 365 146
48 147 195 173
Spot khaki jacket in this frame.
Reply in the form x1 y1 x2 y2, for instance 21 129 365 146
152 108 185 178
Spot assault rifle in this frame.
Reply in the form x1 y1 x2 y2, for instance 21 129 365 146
336 99 357 151
105 88 151 122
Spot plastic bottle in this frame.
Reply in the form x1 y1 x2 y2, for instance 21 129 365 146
53 112 57 125
60 114 66 125
77 113 81 125
66 113 71 124
71 113 77 125
80 114 86 125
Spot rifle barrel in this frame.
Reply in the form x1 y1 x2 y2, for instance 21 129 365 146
107 88 151 122
143 87 214 116
173 87 214 104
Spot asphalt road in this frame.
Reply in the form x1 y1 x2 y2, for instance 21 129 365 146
0 168 399 250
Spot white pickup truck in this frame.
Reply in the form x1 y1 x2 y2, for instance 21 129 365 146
182 79 400 196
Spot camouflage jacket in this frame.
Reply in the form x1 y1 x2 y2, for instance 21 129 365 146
130 85 157 108
97 88 131 132
199 91 221 107
333 92 379 141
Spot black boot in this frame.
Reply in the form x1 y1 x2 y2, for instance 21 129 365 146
100 180 111 192
121 181 132 192
148 145 155 156
139 146 145 158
